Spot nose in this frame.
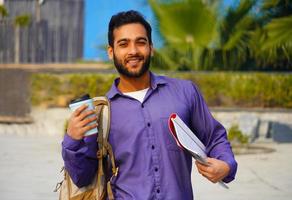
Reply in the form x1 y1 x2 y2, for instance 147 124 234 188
128 43 138 55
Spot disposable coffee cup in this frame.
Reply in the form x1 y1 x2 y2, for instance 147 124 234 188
69 94 98 136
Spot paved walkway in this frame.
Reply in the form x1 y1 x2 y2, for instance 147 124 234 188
0 133 291 200
0 134 63 200
192 142 292 200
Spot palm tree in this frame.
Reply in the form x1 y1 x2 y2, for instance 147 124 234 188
0 5 8 21
204 0 256 70
14 15 30 64
150 0 292 71
35 0 46 22
149 0 257 70
250 0 292 70
149 0 217 70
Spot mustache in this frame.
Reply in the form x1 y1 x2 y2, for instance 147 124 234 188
125 55 144 62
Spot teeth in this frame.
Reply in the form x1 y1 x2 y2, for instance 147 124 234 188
127 58 139 61
129 59 139 62
127 58 140 66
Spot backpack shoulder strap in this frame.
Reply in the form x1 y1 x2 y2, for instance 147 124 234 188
93 96 117 200
93 96 110 142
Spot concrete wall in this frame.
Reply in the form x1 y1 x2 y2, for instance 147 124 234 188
0 69 31 121
213 110 292 143
0 108 291 144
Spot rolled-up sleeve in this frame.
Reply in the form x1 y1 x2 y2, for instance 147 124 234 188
62 133 98 187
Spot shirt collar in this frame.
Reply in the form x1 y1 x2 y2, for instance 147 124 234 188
106 71 167 99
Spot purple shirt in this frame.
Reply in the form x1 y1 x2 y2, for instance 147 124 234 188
62 72 237 200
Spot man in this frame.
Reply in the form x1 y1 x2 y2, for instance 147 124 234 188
62 10 237 199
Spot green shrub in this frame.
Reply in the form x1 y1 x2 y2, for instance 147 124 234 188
30 73 116 107
227 124 249 145
31 74 62 106
171 72 292 108
30 72 292 108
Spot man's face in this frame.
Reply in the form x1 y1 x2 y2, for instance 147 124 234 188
108 23 153 78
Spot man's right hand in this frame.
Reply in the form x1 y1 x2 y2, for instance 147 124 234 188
67 104 98 140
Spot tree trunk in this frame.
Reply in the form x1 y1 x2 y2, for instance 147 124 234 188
35 0 41 22
14 26 20 64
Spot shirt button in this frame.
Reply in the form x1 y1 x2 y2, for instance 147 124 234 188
155 167 158 172
151 145 155 150
147 123 151 127
141 104 144 108
156 189 160 193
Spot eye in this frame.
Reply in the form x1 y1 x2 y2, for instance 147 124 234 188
119 42 127 47
137 40 147 45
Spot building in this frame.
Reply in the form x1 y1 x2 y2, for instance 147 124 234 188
0 0 84 63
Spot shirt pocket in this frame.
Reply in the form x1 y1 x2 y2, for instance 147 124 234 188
160 117 181 152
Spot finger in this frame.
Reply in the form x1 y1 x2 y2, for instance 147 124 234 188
80 116 97 127
195 161 210 172
78 110 95 121
197 166 204 175
73 104 88 117
196 164 210 175
81 123 98 133
204 174 218 183
205 157 217 165
195 160 207 167
198 165 215 176
196 163 209 177
199 166 222 183
200 171 217 183
195 161 203 171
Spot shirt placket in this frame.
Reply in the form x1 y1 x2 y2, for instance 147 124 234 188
141 96 162 199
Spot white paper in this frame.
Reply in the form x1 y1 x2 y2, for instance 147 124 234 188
171 116 206 160
170 114 229 189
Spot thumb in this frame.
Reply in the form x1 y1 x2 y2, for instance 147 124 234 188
205 157 216 165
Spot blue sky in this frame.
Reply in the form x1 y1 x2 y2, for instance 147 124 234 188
84 0 235 61
84 0 163 61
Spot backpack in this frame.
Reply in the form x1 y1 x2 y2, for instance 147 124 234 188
54 96 118 200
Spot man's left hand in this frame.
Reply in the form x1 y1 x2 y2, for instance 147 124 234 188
195 158 230 183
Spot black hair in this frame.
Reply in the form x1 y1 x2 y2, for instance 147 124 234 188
108 10 152 47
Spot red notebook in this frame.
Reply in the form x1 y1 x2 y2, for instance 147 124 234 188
168 113 229 189
168 113 207 164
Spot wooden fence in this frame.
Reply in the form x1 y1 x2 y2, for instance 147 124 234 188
0 0 84 63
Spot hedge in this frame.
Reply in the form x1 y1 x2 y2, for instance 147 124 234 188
30 72 292 108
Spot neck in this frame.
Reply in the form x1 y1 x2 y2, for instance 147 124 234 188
118 71 150 93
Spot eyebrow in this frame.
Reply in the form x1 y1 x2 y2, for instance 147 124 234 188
136 37 148 42
116 38 128 44
116 37 148 44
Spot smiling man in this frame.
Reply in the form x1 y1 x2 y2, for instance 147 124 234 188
62 10 237 200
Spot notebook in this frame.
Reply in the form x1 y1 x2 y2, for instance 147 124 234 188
168 113 229 189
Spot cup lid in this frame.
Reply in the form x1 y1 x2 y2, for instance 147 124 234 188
70 94 91 104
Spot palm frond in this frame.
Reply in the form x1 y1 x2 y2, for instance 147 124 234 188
251 15 292 67
149 0 216 47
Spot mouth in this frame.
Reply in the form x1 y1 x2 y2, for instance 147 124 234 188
125 56 143 67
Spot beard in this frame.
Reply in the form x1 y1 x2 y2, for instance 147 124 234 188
113 53 151 78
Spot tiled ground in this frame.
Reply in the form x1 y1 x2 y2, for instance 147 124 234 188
0 133 291 200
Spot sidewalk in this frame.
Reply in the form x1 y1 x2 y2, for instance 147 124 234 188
0 134 63 200
192 142 292 200
0 134 291 200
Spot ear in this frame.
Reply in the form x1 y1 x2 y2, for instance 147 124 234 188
150 44 154 57
107 45 113 60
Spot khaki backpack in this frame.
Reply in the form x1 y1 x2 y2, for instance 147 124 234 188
55 96 118 200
